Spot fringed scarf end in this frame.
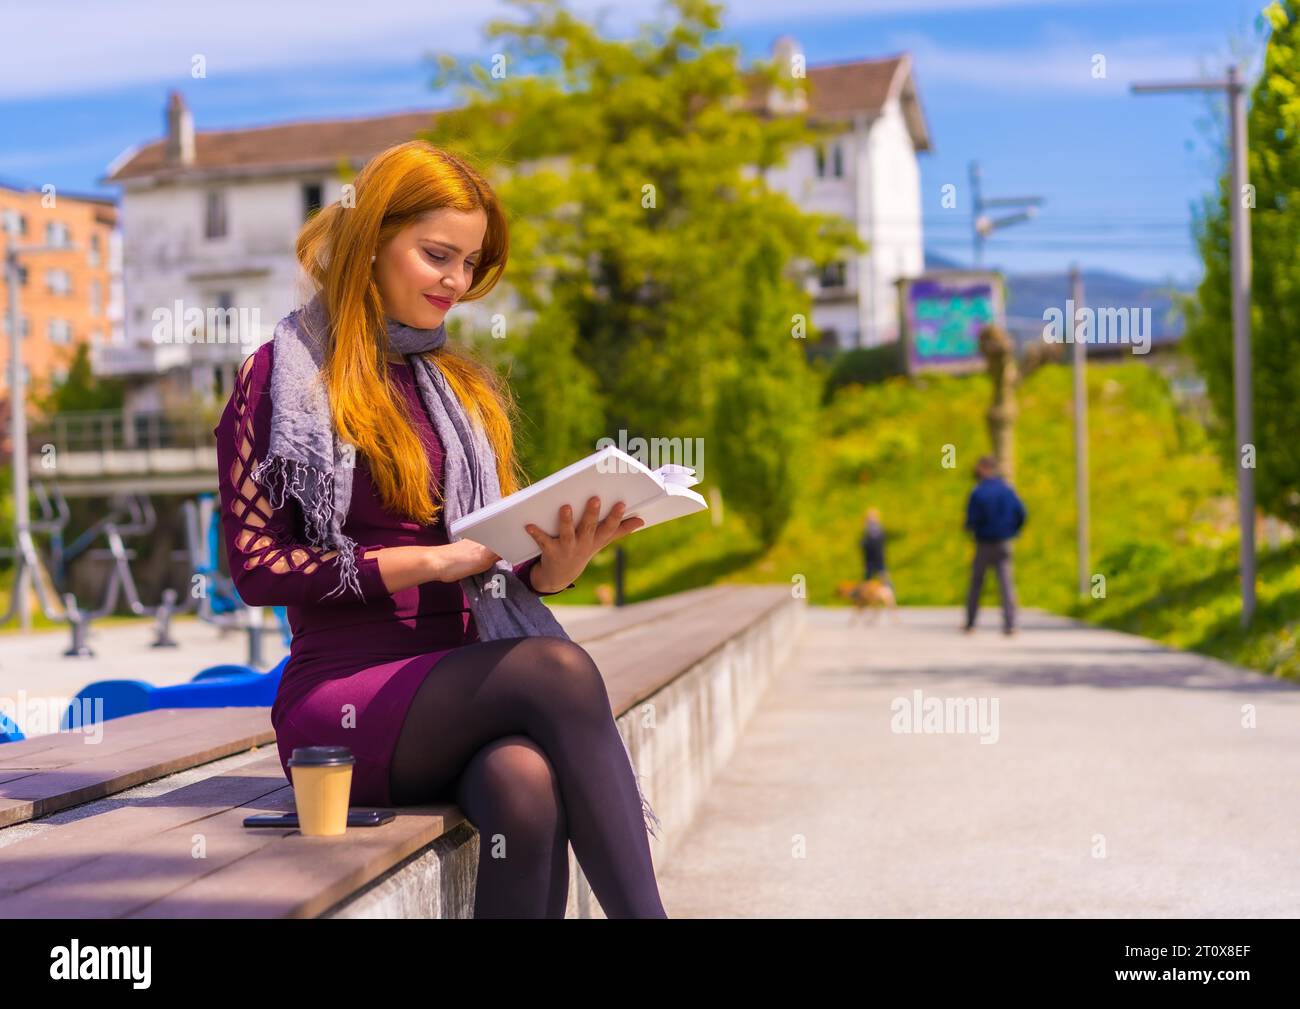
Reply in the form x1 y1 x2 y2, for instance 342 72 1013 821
250 453 338 547
251 452 366 604
620 734 664 841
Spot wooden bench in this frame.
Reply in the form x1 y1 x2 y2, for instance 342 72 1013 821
0 584 804 917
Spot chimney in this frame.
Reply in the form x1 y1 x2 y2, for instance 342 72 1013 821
767 36 807 114
164 89 195 166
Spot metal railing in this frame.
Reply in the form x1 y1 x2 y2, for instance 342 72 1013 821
28 409 215 455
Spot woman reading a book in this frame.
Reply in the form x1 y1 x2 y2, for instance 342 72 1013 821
212 140 666 918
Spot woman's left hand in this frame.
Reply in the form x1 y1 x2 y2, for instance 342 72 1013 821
524 496 645 593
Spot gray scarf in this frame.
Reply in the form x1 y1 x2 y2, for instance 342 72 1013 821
250 291 661 838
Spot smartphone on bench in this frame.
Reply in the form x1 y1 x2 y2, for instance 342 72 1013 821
244 810 395 828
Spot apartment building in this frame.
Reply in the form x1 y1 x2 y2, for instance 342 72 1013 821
0 180 122 397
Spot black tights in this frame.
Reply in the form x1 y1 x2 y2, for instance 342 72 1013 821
387 635 667 919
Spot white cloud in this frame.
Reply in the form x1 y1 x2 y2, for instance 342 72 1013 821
888 30 1244 95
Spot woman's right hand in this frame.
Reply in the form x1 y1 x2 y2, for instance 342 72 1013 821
431 539 502 583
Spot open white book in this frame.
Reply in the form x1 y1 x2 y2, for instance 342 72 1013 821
448 445 708 565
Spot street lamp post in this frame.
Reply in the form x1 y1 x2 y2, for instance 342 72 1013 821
969 161 1044 267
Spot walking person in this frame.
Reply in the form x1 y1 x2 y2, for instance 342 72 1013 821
860 507 891 588
963 455 1026 635
213 140 666 918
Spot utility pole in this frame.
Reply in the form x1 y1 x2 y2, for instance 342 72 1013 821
1132 65 1255 627
1069 264 1089 597
969 161 1043 267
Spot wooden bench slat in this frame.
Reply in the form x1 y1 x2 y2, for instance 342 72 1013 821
589 585 793 714
566 584 732 642
0 755 291 908
0 708 271 767
0 709 275 827
127 800 469 919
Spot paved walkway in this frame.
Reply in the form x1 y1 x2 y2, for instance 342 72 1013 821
657 606 1300 917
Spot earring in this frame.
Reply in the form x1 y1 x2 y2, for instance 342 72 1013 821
370 255 376 263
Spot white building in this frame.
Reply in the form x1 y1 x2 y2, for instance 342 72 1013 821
100 39 930 406
755 38 930 351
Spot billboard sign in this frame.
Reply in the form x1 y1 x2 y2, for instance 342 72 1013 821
898 271 1006 374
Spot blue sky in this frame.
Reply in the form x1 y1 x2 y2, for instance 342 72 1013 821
0 0 1274 284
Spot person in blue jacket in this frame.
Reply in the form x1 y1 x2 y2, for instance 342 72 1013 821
963 455 1026 635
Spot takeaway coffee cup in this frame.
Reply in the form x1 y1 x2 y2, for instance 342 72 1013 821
287 745 354 836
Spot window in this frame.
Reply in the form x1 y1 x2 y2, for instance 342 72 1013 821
45 220 71 247
2 209 30 236
17 264 28 287
302 182 323 221
815 142 844 179
46 269 72 296
210 290 237 342
89 232 101 267
818 261 847 289
205 190 228 239
90 279 102 316
49 318 72 344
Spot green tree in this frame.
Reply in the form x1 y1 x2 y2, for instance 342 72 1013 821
1184 0 1300 522
31 342 126 416
422 0 860 542
713 234 819 544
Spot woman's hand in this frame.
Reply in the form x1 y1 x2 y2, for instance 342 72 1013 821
431 539 502 583
524 497 645 593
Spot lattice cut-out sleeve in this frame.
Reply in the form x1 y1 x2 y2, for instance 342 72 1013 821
213 345 389 608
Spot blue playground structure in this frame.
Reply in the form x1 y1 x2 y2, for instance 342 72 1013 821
1 711 25 743
58 654 291 730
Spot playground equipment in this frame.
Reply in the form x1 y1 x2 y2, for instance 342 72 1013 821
0 710 24 743
1 486 199 657
59 654 290 728
2 485 287 665
59 492 194 657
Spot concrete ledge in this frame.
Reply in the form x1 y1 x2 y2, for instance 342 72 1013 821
323 589 806 918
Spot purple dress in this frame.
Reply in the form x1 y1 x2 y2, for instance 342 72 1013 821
212 341 573 806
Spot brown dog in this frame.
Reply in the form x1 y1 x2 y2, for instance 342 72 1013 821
836 577 898 624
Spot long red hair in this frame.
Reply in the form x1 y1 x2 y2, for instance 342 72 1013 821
294 140 522 525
